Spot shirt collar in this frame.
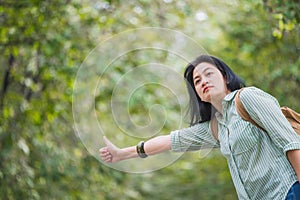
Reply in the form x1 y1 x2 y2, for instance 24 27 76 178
223 89 239 102
215 90 239 121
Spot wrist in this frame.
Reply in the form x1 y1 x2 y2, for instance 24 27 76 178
119 146 139 160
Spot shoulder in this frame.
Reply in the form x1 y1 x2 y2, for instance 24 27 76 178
239 86 276 101
238 86 279 107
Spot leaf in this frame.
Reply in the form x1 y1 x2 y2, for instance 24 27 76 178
17 138 30 155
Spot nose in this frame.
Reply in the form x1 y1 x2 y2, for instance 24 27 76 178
201 78 208 87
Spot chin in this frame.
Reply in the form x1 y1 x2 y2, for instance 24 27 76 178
202 95 211 103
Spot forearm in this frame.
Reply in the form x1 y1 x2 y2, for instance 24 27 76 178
120 135 171 160
287 149 300 181
144 135 172 156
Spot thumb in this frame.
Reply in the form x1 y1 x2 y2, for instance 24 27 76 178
103 136 116 149
103 136 110 146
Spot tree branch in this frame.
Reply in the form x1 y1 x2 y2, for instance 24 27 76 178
0 54 14 111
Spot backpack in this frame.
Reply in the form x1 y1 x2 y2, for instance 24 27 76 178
234 88 300 135
210 88 300 140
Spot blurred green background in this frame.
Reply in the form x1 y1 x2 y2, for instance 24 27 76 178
0 0 299 199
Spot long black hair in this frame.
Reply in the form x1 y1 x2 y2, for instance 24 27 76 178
184 55 245 126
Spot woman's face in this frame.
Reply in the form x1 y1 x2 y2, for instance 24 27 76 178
193 62 230 103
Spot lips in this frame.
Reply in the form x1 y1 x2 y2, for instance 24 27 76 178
203 86 211 93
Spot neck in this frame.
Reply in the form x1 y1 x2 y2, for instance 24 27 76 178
210 90 231 114
211 99 223 114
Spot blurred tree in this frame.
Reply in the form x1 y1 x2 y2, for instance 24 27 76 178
0 0 129 199
263 0 300 39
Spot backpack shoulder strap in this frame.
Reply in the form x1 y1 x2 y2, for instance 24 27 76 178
234 88 265 131
281 106 300 135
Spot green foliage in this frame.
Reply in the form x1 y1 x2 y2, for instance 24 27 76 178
0 0 299 199
130 151 237 200
263 0 300 39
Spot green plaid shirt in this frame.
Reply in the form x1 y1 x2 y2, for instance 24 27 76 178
171 87 300 199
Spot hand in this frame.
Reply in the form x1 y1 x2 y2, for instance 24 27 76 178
99 136 122 163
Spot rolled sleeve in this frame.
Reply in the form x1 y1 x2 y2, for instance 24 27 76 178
170 122 220 152
283 142 300 155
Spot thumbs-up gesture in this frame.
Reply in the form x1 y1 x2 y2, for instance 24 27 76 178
99 136 122 163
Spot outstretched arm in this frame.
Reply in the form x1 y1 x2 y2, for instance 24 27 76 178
99 135 171 163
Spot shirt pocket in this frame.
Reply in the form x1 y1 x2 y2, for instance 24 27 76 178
228 120 260 155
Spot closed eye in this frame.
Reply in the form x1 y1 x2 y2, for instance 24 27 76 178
194 79 201 85
206 71 213 76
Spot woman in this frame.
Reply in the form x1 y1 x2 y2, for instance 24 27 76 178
100 55 300 199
